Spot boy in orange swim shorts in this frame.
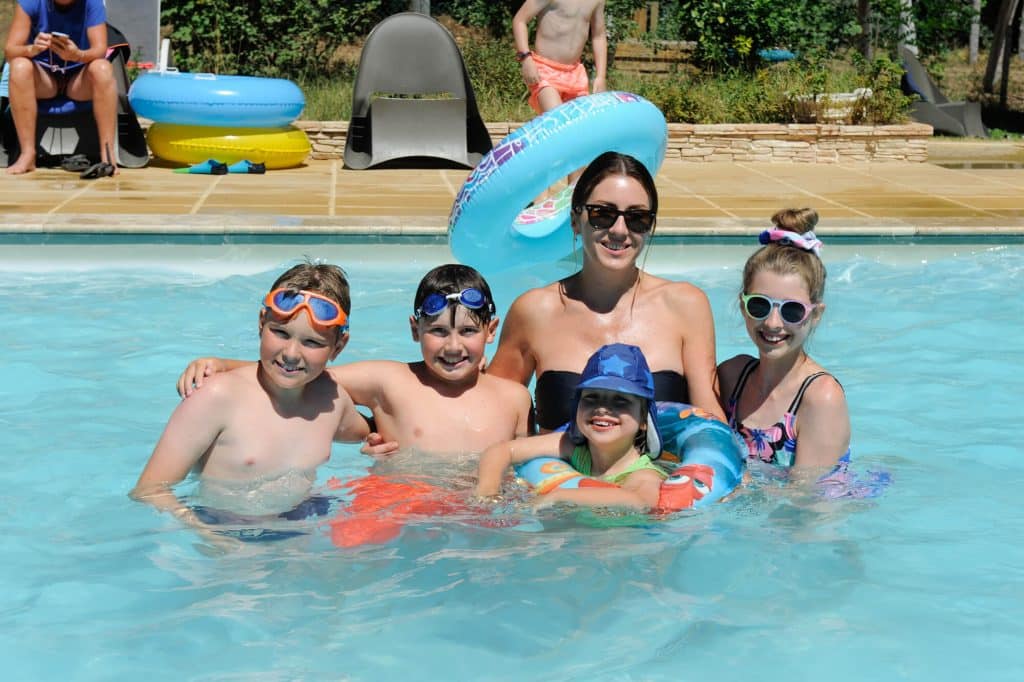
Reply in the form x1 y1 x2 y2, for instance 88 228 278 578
513 1 607 115
525 52 591 113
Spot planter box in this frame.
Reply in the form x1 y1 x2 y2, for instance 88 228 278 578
792 88 873 123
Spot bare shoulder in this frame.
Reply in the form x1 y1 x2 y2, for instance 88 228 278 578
501 282 565 346
716 353 756 394
176 368 249 417
207 365 254 394
802 372 848 410
330 359 407 379
655 276 711 307
719 353 757 376
484 372 533 401
508 281 562 319
330 359 417 402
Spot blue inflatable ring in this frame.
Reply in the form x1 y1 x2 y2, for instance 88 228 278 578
128 71 305 128
514 403 746 512
449 91 667 272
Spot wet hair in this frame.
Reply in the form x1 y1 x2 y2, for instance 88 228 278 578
571 151 659 216
413 263 495 324
742 208 827 303
269 260 351 316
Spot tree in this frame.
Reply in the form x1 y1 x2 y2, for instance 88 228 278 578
970 0 982 64
858 0 873 59
984 0 1023 106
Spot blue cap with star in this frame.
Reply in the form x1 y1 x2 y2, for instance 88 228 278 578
567 343 663 458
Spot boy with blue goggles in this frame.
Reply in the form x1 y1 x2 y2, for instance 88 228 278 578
414 287 495 321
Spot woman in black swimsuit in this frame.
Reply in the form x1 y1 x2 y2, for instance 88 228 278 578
488 151 723 431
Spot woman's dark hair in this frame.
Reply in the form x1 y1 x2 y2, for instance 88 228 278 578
571 151 659 215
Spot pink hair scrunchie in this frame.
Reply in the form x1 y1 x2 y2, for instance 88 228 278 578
758 229 823 256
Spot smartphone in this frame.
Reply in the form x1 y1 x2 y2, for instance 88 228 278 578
51 31 69 39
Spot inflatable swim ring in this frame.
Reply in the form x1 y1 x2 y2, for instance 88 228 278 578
448 91 667 272
129 71 305 128
514 402 746 512
146 123 311 169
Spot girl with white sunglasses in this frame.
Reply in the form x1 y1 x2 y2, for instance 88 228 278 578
716 209 850 469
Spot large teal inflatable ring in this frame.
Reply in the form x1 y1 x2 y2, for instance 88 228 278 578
448 92 667 272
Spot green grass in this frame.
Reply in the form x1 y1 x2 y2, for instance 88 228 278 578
299 78 356 121
288 34 914 126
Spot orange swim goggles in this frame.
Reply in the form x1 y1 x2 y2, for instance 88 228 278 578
263 288 349 329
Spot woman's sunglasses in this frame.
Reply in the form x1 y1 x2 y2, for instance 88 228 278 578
576 204 656 234
415 287 494 320
264 288 349 329
741 293 816 325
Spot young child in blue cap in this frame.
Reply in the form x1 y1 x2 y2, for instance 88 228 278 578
477 343 669 510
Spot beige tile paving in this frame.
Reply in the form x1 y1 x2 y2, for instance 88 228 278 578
1 140 1023 237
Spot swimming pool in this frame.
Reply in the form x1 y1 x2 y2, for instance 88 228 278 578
1 239 1021 680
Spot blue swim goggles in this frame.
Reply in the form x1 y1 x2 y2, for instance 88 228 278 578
414 288 495 320
264 288 349 329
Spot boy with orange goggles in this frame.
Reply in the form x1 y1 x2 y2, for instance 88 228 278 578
264 288 349 329
132 261 370 547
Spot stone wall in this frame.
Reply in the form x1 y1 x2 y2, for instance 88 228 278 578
294 121 933 163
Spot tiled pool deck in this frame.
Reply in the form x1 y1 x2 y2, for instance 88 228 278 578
2 139 1023 239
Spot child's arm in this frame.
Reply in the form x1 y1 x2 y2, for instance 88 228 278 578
590 2 608 93
177 357 250 397
333 402 373 444
792 376 851 468
542 468 663 510
476 431 564 496
512 0 547 87
331 361 403 454
131 380 229 518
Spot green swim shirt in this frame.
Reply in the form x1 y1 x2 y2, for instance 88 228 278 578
570 445 668 485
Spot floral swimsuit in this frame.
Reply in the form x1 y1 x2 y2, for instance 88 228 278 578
726 359 837 467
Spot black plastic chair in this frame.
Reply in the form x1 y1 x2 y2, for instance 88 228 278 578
344 12 492 169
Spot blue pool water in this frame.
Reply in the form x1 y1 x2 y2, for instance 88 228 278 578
1 240 1021 680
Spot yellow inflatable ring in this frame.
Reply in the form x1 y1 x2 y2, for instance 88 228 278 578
146 123 311 169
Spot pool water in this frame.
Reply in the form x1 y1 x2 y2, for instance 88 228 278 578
1 241 1021 680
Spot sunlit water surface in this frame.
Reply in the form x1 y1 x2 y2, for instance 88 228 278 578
1 241 1020 680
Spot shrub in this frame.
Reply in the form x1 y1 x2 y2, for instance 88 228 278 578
611 52 910 125
161 0 405 78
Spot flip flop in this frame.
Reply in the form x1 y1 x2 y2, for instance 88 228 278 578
226 160 266 174
80 161 115 179
173 159 228 175
61 154 92 172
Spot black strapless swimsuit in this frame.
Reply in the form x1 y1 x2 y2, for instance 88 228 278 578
534 369 689 430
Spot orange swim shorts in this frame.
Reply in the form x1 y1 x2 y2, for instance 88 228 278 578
527 53 590 113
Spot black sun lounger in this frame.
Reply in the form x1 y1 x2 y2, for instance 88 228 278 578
899 46 987 138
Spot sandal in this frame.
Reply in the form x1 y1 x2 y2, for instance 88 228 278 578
79 144 118 179
80 161 116 179
61 154 92 172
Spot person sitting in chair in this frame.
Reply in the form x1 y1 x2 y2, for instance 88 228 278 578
4 0 118 175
